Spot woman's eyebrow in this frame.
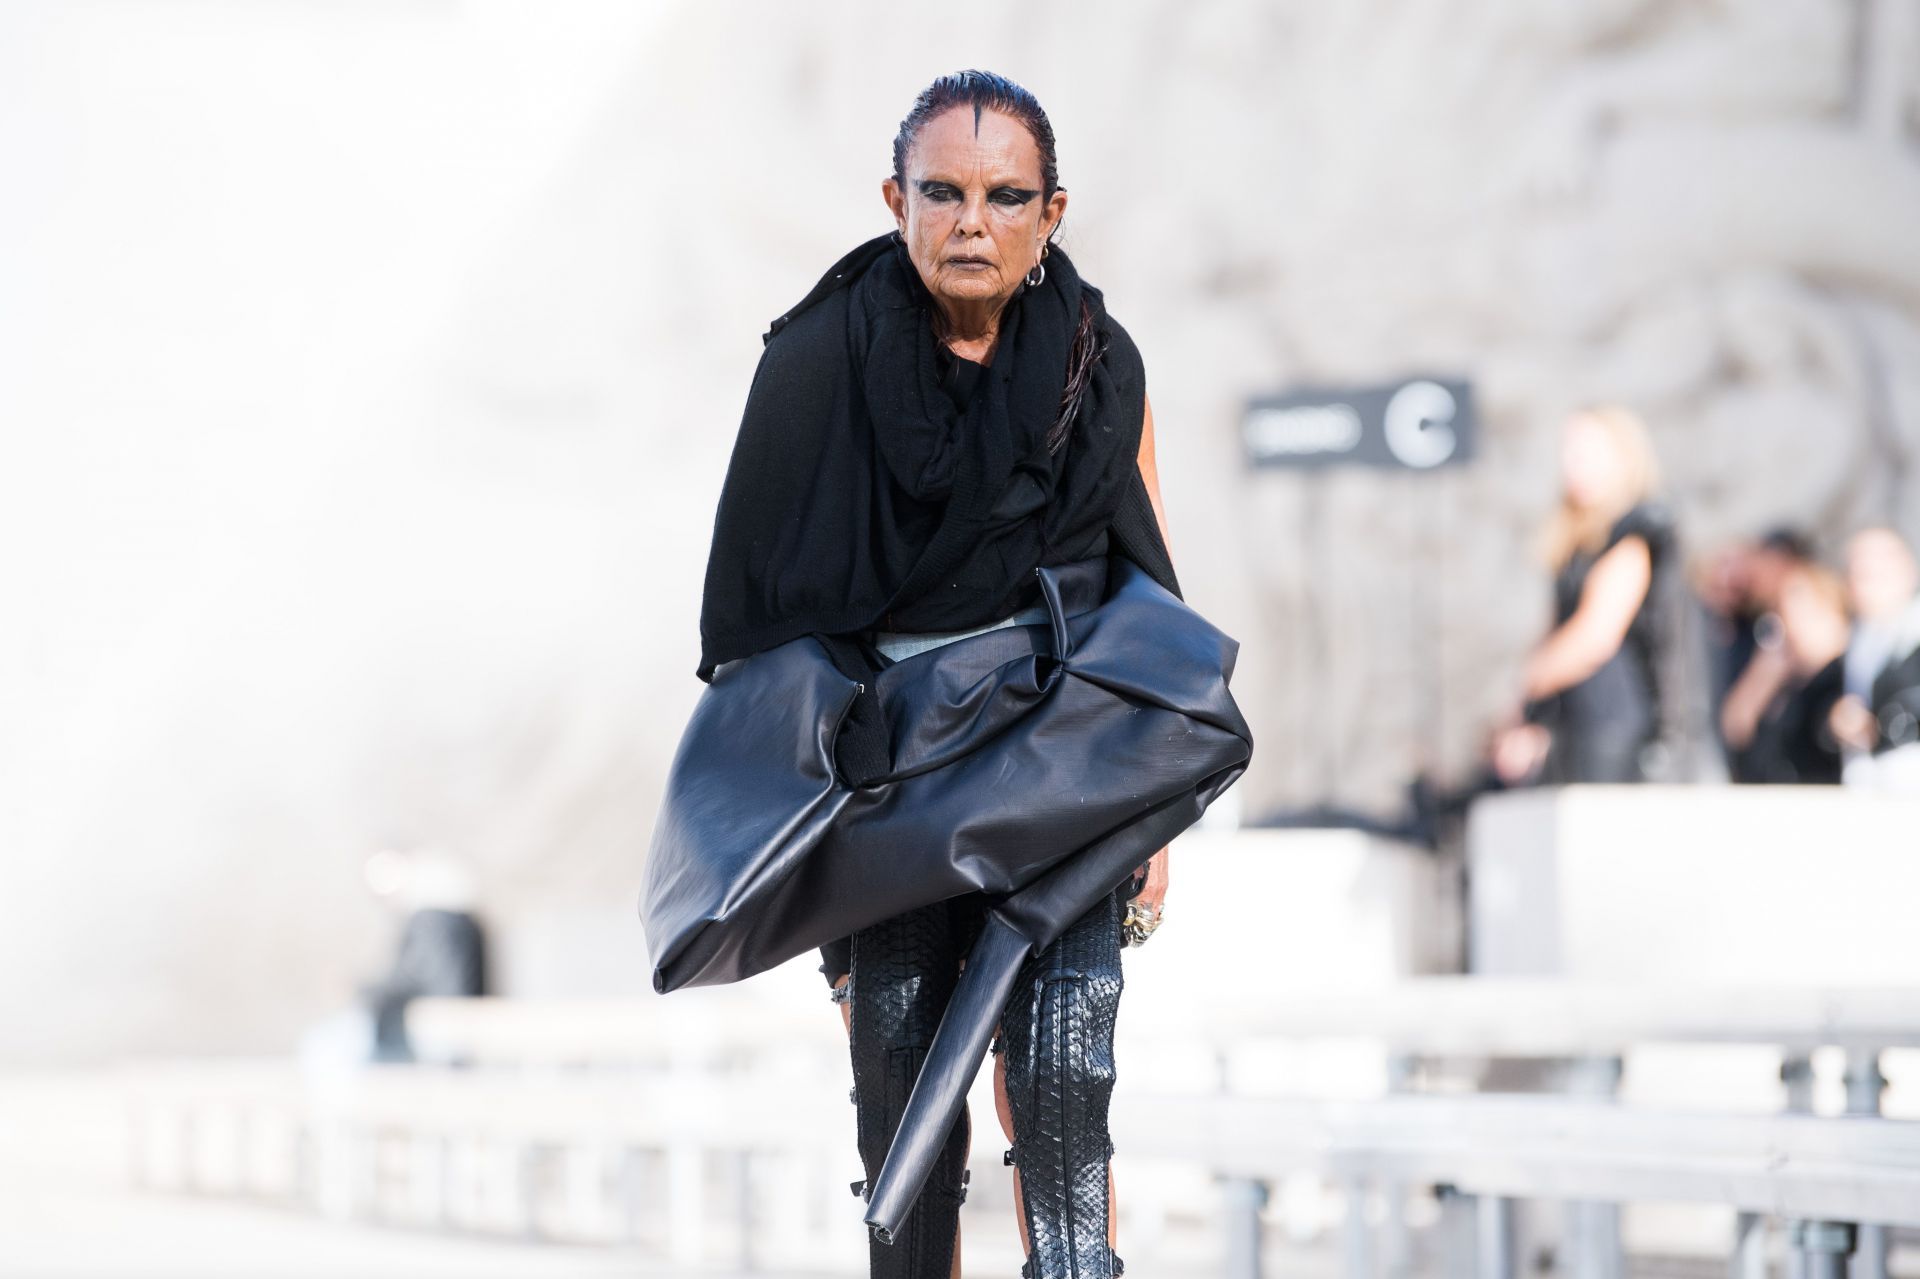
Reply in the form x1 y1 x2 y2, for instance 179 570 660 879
915 177 1039 199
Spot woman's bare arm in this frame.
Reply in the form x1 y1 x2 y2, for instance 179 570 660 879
1138 393 1173 557
1135 392 1172 915
1522 534 1652 701
1722 643 1791 750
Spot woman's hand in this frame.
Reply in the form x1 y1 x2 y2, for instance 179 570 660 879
1134 845 1169 915
1490 722 1552 785
1829 694 1879 753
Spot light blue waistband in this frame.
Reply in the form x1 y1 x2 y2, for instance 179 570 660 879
869 602 1053 662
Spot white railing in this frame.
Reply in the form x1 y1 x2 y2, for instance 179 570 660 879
120 981 1920 1278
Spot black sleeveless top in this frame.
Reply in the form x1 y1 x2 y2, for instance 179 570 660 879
1532 502 1675 782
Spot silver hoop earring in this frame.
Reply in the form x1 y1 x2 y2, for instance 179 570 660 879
1025 260 1046 288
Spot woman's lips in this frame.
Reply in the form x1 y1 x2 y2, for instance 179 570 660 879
947 257 992 270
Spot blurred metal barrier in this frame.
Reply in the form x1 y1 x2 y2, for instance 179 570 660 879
1204 979 1920 1279
127 1058 856 1268
125 1058 1920 1277
1114 1092 1920 1279
120 984 1920 1276
1228 982 1920 1056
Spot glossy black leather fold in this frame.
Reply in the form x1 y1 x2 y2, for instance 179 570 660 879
639 550 1253 1233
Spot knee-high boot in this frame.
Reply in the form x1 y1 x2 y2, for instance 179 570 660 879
848 902 971 1278
1001 889 1126 1278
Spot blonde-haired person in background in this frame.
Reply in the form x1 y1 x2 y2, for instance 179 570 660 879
1492 405 1678 785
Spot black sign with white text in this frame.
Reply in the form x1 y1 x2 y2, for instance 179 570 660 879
1242 376 1476 470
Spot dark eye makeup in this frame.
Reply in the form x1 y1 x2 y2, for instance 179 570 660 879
915 180 1039 208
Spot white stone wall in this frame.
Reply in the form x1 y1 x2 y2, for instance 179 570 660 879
508 0 1920 813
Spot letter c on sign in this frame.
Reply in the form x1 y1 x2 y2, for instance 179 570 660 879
1384 380 1458 469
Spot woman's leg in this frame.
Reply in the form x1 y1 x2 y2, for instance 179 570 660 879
994 1047 1119 1253
844 903 972 1279
835 975 966 1278
997 889 1126 1276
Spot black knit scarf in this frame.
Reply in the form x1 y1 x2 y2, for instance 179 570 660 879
696 230 1177 682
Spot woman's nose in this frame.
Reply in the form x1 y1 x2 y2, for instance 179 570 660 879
955 191 988 235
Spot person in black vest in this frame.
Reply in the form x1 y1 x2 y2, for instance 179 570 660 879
695 70 1178 1277
1715 528 1819 778
1696 528 1814 737
1730 563 1849 784
1492 406 1681 785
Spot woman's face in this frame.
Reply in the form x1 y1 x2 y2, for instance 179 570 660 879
881 106 1068 323
1559 413 1629 511
1846 527 1919 621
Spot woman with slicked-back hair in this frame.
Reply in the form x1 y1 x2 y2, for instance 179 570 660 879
695 69 1180 1278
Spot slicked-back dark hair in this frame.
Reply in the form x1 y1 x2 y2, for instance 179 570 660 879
892 70 1102 453
891 69 1062 212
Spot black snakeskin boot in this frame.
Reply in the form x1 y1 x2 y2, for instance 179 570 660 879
847 902 971 1278
1001 888 1126 1278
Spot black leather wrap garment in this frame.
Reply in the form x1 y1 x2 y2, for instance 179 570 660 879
641 549 1252 1239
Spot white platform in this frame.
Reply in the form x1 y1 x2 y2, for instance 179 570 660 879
1121 827 1457 1025
1468 786 1920 983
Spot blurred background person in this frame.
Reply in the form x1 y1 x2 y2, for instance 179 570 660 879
357 846 489 1064
1491 406 1679 786
294 844 488 1073
1832 526 1920 792
1716 528 1818 778
1695 529 1813 722
1693 540 1760 717
1724 564 1849 785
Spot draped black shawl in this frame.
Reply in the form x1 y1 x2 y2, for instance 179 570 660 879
696 230 1178 682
